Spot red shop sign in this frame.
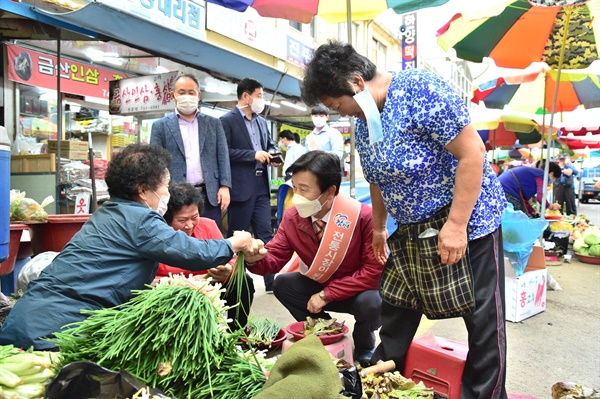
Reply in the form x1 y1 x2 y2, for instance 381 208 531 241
7 44 128 99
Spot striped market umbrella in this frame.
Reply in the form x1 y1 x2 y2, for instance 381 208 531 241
205 0 449 23
472 62 600 113
437 0 599 70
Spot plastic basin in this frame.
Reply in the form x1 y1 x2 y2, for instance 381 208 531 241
286 321 349 345
29 214 90 255
0 224 27 276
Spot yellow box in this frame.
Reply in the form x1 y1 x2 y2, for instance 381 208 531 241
11 154 56 173
48 140 88 152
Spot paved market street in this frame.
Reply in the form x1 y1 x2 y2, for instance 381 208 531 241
248 203 600 398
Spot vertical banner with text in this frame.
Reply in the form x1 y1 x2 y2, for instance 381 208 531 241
401 13 417 70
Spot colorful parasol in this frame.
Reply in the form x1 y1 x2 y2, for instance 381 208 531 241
472 62 600 113
437 0 599 70
204 0 450 23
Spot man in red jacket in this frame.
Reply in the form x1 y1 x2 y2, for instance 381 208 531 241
244 151 383 365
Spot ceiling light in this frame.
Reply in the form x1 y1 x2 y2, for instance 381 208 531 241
267 102 280 108
155 65 170 74
217 86 231 95
281 100 307 111
103 57 124 66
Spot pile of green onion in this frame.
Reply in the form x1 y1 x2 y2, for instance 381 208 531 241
52 274 266 399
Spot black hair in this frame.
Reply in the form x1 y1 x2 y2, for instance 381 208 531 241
163 182 204 224
279 130 295 141
344 139 351 145
237 78 264 100
293 133 301 144
106 144 172 200
301 40 377 106
548 161 561 178
289 150 341 195
311 104 330 116
174 73 200 89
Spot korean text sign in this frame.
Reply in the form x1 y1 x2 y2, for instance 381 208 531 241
109 72 179 115
6 44 126 99
401 12 418 70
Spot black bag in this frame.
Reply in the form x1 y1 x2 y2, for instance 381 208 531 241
45 361 176 399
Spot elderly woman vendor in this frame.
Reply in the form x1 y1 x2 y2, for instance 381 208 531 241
0 144 263 350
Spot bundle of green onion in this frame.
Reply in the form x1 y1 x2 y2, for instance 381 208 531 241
52 274 266 399
245 318 282 348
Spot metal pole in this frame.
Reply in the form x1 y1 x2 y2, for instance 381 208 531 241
347 0 356 198
55 36 62 214
540 6 572 218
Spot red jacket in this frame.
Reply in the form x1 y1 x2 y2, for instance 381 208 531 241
156 217 236 277
249 202 382 302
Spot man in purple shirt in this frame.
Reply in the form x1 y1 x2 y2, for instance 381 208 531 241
151 74 231 232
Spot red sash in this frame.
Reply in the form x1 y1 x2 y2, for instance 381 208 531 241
281 193 361 283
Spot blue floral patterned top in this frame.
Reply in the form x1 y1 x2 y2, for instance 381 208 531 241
356 69 506 240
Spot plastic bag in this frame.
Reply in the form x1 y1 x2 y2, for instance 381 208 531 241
9 195 54 222
16 251 59 292
45 361 176 399
58 161 90 184
339 366 362 398
502 204 549 276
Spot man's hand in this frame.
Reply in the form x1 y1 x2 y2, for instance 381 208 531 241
563 168 573 177
244 248 268 264
307 292 327 314
227 231 260 254
217 186 230 211
207 264 232 282
372 229 389 265
255 151 272 164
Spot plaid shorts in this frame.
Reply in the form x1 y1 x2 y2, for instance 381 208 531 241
380 206 475 319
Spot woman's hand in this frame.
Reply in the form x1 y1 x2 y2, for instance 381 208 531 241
372 229 389 265
438 220 468 265
227 231 266 257
208 265 232 282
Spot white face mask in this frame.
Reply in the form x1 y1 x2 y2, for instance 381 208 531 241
175 94 198 115
250 97 265 114
292 192 325 218
352 86 383 144
152 190 170 216
312 116 327 128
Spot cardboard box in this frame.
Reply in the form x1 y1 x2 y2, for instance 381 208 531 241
47 140 88 152
11 154 56 173
505 245 547 322
62 150 89 161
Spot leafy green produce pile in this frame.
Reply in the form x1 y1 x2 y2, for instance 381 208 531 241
303 317 345 336
361 370 434 399
52 275 266 399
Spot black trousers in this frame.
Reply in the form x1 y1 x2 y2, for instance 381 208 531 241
372 229 507 399
273 272 382 351
553 183 577 215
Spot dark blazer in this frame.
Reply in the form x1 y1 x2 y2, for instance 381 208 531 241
150 112 231 207
220 107 276 202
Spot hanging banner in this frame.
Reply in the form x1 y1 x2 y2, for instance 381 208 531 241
400 12 417 70
109 71 179 115
6 44 127 99
280 124 311 140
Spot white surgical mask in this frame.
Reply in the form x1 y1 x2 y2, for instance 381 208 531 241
353 86 383 144
250 97 265 114
152 190 170 216
175 94 198 115
292 192 325 218
312 116 327 129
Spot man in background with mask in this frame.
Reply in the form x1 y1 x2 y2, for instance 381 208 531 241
220 78 280 292
305 105 344 159
244 151 382 365
151 74 231 233
279 129 307 180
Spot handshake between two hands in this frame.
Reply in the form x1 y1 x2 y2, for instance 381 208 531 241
227 231 268 261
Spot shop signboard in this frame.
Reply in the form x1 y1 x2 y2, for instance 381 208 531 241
206 3 286 60
400 12 418 70
6 44 127 99
286 34 313 68
97 0 206 41
280 124 311 141
109 71 179 115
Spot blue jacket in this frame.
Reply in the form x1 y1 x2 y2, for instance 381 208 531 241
0 198 234 350
150 112 231 207
220 107 276 202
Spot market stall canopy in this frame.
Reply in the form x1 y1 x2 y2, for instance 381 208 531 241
472 61 600 113
472 111 545 147
205 0 450 23
27 1 303 98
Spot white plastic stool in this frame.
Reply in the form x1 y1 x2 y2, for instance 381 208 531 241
281 335 353 364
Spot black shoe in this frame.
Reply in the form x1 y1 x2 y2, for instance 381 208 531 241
354 348 375 367
265 283 273 294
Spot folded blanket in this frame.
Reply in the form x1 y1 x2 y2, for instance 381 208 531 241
255 335 345 399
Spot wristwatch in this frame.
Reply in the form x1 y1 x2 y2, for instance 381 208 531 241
318 290 327 301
